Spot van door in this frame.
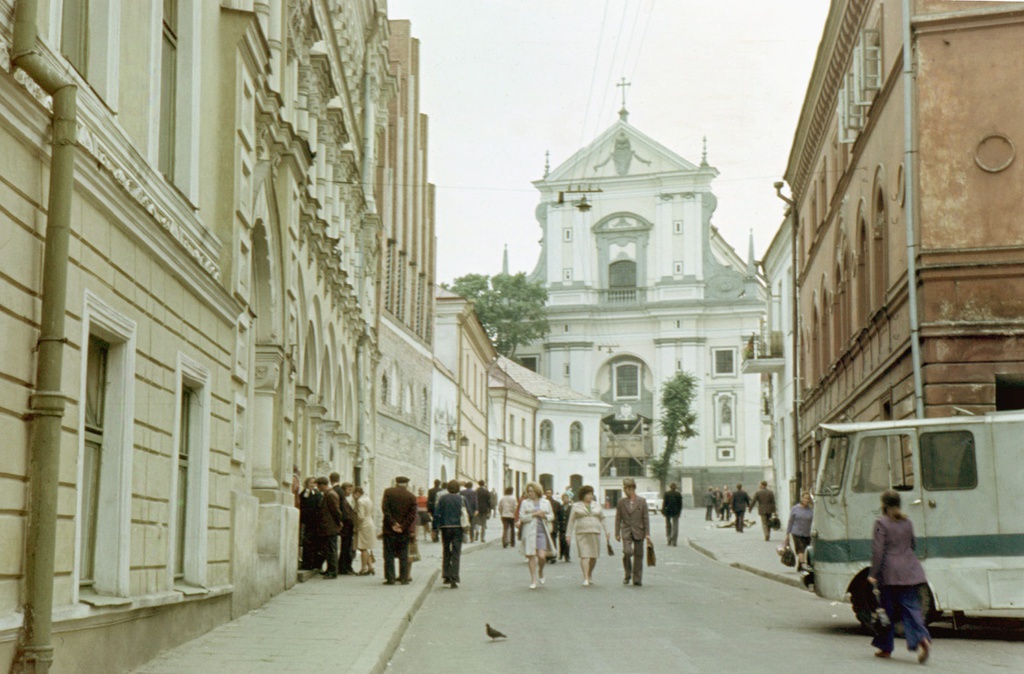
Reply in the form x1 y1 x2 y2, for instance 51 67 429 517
917 426 996 562
845 430 924 560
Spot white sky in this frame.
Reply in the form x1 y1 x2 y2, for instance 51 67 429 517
387 1 831 283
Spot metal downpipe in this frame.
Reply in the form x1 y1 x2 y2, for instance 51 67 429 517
11 1 77 672
902 0 925 419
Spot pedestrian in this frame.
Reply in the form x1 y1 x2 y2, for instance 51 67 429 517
330 473 357 575
544 488 562 563
662 482 683 546
432 480 466 588
498 487 517 548
703 486 716 521
517 481 554 589
380 476 418 585
427 479 443 542
297 477 322 570
557 492 572 562
475 480 492 542
721 485 733 522
731 483 751 533
416 488 431 541
614 478 651 587
460 481 478 542
353 485 376 576
563 484 575 502
315 476 342 578
785 492 814 572
868 490 932 663
713 486 723 520
750 480 777 541
565 485 611 586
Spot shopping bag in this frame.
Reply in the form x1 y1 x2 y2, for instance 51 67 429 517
646 541 656 567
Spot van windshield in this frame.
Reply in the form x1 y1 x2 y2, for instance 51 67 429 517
818 434 849 495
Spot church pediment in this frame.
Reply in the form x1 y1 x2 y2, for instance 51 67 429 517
592 212 652 234
544 120 703 183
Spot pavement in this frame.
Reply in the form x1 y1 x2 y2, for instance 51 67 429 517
131 511 808 674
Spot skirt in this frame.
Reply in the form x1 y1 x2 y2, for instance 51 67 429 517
576 532 600 559
356 526 375 551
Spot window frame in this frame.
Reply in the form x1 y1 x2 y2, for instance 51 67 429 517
712 348 736 377
613 362 641 401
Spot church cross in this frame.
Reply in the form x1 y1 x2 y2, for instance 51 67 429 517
616 77 631 110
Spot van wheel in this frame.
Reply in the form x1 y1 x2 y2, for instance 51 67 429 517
919 584 942 625
849 575 877 634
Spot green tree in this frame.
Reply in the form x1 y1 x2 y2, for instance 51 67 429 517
447 272 549 358
649 371 699 491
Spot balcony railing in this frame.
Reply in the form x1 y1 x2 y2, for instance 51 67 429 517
742 330 785 374
600 288 646 305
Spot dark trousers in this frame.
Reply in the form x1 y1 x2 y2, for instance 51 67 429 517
383 533 411 583
705 505 714 521
622 536 644 584
339 521 355 573
474 513 488 541
320 534 338 577
501 517 515 547
760 514 773 541
872 585 931 654
665 516 680 546
734 509 746 532
558 531 570 561
441 527 463 584
300 523 321 570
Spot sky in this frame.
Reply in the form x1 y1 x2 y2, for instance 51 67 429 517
386 1 832 283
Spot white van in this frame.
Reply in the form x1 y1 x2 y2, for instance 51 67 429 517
808 411 1024 629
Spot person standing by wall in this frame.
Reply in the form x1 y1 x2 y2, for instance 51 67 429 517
353 485 376 576
427 479 443 543
330 473 357 575
498 487 517 549
750 480 777 541
475 480 492 543
868 490 932 663
731 484 751 533
297 477 322 570
381 476 418 585
703 487 716 522
615 478 651 587
662 483 683 546
315 477 342 578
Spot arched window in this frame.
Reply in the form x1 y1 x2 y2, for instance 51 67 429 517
821 290 831 375
811 304 820 384
539 420 554 451
539 473 554 493
609 259 636 288
569 422 583 452
833 263 843 357
614 362 640 400
872 187 887 310
380 374 389 406
858 219 869 324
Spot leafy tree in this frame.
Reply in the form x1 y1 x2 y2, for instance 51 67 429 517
649 371 699 490
446 272 549 358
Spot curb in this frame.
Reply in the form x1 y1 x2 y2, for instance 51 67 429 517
687 538 804 590
366 567 441 674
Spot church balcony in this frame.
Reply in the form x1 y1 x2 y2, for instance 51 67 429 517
741 330 785 374
599 287 646 305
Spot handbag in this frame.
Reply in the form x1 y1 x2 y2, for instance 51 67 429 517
769 513 781 530
646 540 656 567
460 505 471 530
780 545 796 567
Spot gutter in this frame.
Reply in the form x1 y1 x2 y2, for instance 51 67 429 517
902 0 925 419
11 0 78 672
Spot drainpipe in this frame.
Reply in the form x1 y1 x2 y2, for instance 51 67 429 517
12 0 78 672
355 333 367 486
902 0 925 419
774 182 801 502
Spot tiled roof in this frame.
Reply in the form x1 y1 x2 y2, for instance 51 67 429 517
491 356 600 403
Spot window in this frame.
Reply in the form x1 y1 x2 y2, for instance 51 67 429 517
174 386 195 579
563 228 573 242
539 420 553 451
614 363 640 400
563 363 570 377
715 394 734 440
80 336 107 588
569 422 583 452
920 431 978 491
713 349 735 376
380 374 389 405
521 418 526 445
517 356 538 372
563 269 573 282
851 434 914 493
159 0 179 179
509 414 515 443
609 260 636 288
61 0 90 76
673 262 683 275
818 435 850 495
171 354 210 587
673 220 683 234
717 447 735 461
872 188 887 310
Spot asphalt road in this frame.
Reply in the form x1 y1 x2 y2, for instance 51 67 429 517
387 539 1024 673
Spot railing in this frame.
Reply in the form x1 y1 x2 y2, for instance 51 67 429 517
744 330 784 360
600 288 646 305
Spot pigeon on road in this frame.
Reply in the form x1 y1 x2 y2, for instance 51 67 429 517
485 623 507 640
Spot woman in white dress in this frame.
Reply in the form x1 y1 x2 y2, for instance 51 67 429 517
566 485 611 586
353 486 376 576
517 482 554 589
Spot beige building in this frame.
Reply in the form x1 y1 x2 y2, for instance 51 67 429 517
784 0 1024 493
374 19 436 500
488 357 540 496
434 289 496 483
0 0 398 670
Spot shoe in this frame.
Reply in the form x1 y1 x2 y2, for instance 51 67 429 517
623 577 630 585
382 580 395 585
917 640 930 664
400 580 410 585
874 651 891 659
633 581 642 587
321 573 337 579
539 577 545 585
450 582 458 589
529 583 537 590
582 580 590 587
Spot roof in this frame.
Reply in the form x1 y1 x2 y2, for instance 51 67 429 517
490 356 600 403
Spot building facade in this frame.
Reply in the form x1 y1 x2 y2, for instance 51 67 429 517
488 357 539 497
374 19 436 501
518 111 768 506
784 0 1024 493
0 0 396 670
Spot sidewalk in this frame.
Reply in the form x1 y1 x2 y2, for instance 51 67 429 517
131 535 495 674
683 508 807 590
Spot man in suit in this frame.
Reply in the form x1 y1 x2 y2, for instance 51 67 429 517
662 482 684 546
615 478 651 586
544 488 562 563
731 483 752 534
315 477 343 578
751 480 777 541
330 473 358 574
427 479 443 542
381 476 419 585
460 482 478 541
474 480 492 543
297 477 322 570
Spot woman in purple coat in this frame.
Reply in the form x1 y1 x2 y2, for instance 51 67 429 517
867 490 932 663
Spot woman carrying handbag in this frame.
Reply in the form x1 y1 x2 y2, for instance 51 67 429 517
517 482 554 589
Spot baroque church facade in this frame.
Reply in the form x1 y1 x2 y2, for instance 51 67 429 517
518 110 769 506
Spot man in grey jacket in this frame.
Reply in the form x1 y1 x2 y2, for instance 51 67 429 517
615 478 651 586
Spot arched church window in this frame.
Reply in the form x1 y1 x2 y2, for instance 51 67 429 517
609 259 637 288
614 363 640 400
539 420 554 451
569 422 583 452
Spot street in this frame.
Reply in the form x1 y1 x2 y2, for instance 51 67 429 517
387 527 1024 673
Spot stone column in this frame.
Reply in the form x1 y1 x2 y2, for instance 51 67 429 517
252 348 284 499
